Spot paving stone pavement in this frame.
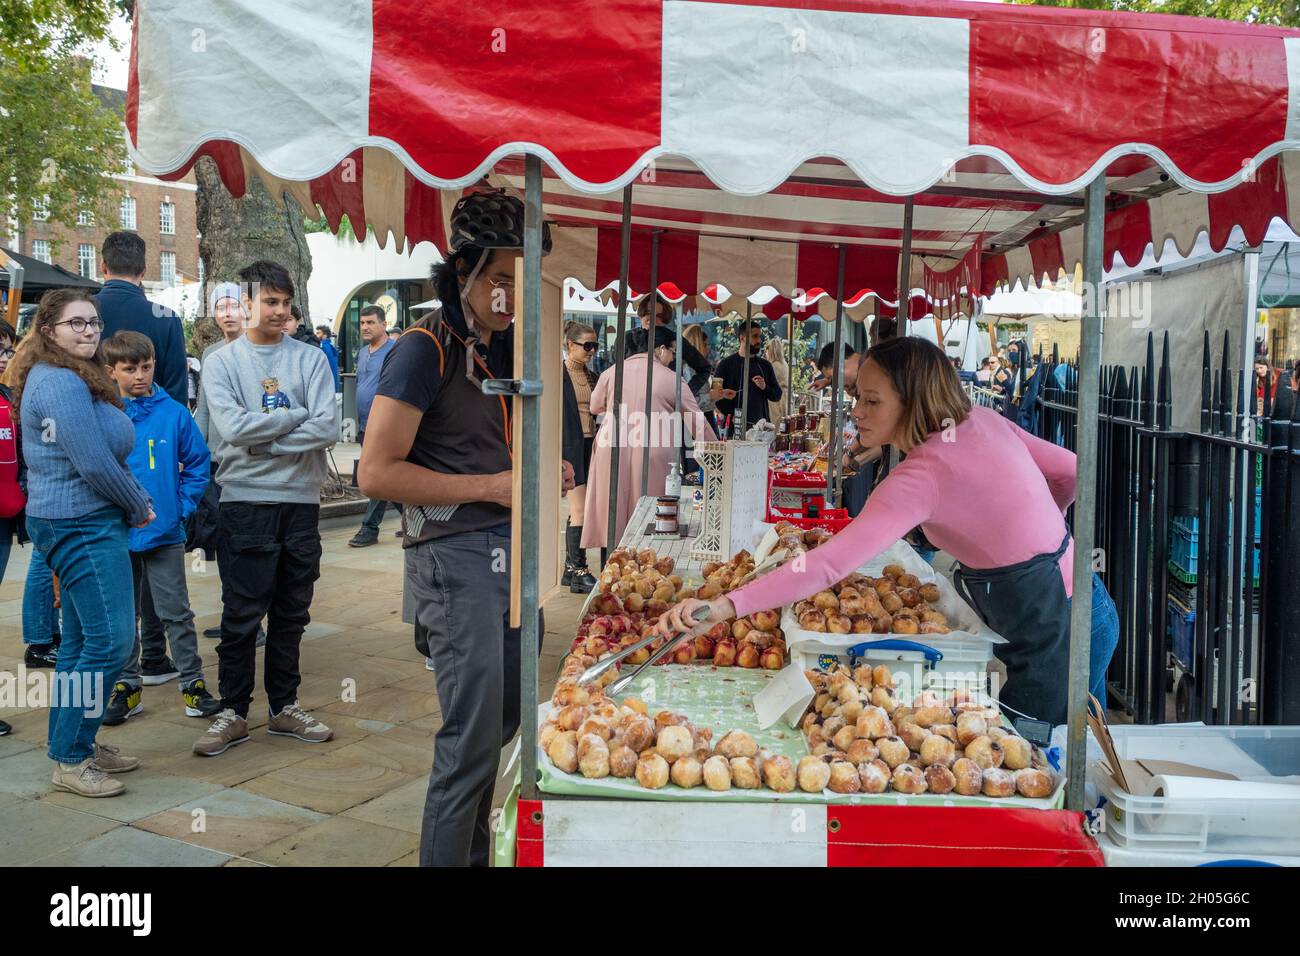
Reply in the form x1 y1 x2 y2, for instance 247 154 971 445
0 514 581 867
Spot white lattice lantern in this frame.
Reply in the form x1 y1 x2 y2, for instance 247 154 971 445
690 441 769 563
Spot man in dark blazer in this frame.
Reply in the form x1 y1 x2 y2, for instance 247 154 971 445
95 231 189 406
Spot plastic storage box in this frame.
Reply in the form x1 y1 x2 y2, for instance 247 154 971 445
1169 512 1260 583
790 634 996 699
1091 725 1300 856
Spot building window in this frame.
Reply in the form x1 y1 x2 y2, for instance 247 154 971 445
119 196 136 229
159 201 175 235
160 251 176 286
78 244 96 279
32 240 51 264
77 209 93 226
32 197 49 221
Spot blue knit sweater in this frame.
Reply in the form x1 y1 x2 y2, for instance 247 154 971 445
19 363 152 524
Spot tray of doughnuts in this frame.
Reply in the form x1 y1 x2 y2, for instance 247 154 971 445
536 666 1064 807
798 664 1062 802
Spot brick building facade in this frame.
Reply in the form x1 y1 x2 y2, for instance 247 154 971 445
7 85 199 296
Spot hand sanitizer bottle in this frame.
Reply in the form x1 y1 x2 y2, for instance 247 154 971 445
664 462 682 499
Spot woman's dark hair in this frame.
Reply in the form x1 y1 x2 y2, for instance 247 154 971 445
862 336 971 453
564 321 595 344
8 289 122 408
637 325 677 354
636 292 673 323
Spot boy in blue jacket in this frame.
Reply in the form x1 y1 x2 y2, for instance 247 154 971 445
102 332 221 722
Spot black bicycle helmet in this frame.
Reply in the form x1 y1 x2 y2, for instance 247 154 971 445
448 190 552 256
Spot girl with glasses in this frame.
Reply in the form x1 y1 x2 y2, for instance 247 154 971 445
6 289 155 798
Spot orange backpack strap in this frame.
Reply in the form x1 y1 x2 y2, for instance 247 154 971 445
404 326 446 378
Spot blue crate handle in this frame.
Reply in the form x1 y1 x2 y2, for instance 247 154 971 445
847 640 943 665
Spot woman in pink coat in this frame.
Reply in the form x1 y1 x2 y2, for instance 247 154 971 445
582 326 717 551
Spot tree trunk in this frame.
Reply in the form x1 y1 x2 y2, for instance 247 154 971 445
194 156 312 347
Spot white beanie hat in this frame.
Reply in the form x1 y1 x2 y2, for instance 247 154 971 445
209 281 243 313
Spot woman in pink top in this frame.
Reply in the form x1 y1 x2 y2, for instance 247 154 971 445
659 337 1118 725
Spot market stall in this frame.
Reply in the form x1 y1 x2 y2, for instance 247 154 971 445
127 0 1300 866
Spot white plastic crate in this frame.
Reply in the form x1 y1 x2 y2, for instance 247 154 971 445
1090 725 1300 856
690 441 769 564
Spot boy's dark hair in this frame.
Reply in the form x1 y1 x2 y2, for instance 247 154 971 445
101 330 155 367
360 305 385 321
102 231 147 277
0 318 15 345
817 342 855 371
315 324 332 336
238 260 295 298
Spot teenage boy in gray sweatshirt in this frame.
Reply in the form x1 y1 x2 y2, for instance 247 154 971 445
192 261 340 757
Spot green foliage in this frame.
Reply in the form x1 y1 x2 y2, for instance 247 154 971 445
1 1 126 241
0 1 120 66
1011 0 1300 27
304 210 357 241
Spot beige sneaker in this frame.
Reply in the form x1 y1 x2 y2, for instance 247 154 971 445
52 758 125 798
192 709 250 757
92 742 140 774
267 702 333 743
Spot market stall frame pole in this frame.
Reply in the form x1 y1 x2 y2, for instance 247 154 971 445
1065 175 1105 812
1233 247 1260 726
520 155 545 802
896 197 915 344
787 313 795 409
740 299 753 436
674 293 684 466
1237 249 1260 446
827 244 847 507
674 302 684 423
605 185 635 557
640 231 662 496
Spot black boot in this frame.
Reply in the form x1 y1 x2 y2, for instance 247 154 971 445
561 518 574 588
566 523 596 594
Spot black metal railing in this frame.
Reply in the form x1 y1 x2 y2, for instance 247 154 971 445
1035 332 1300 725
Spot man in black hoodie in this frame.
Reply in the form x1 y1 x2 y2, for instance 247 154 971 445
285 305 321 348
95 232 188 406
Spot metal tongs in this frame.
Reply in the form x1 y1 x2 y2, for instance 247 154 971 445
577 604 715 695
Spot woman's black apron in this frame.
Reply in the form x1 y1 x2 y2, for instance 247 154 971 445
952 534 1072 726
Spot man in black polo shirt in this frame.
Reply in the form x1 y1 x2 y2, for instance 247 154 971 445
714 321 782 434
359 192 558 867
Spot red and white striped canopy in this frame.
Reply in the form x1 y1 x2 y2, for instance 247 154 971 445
128 0 1300 307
